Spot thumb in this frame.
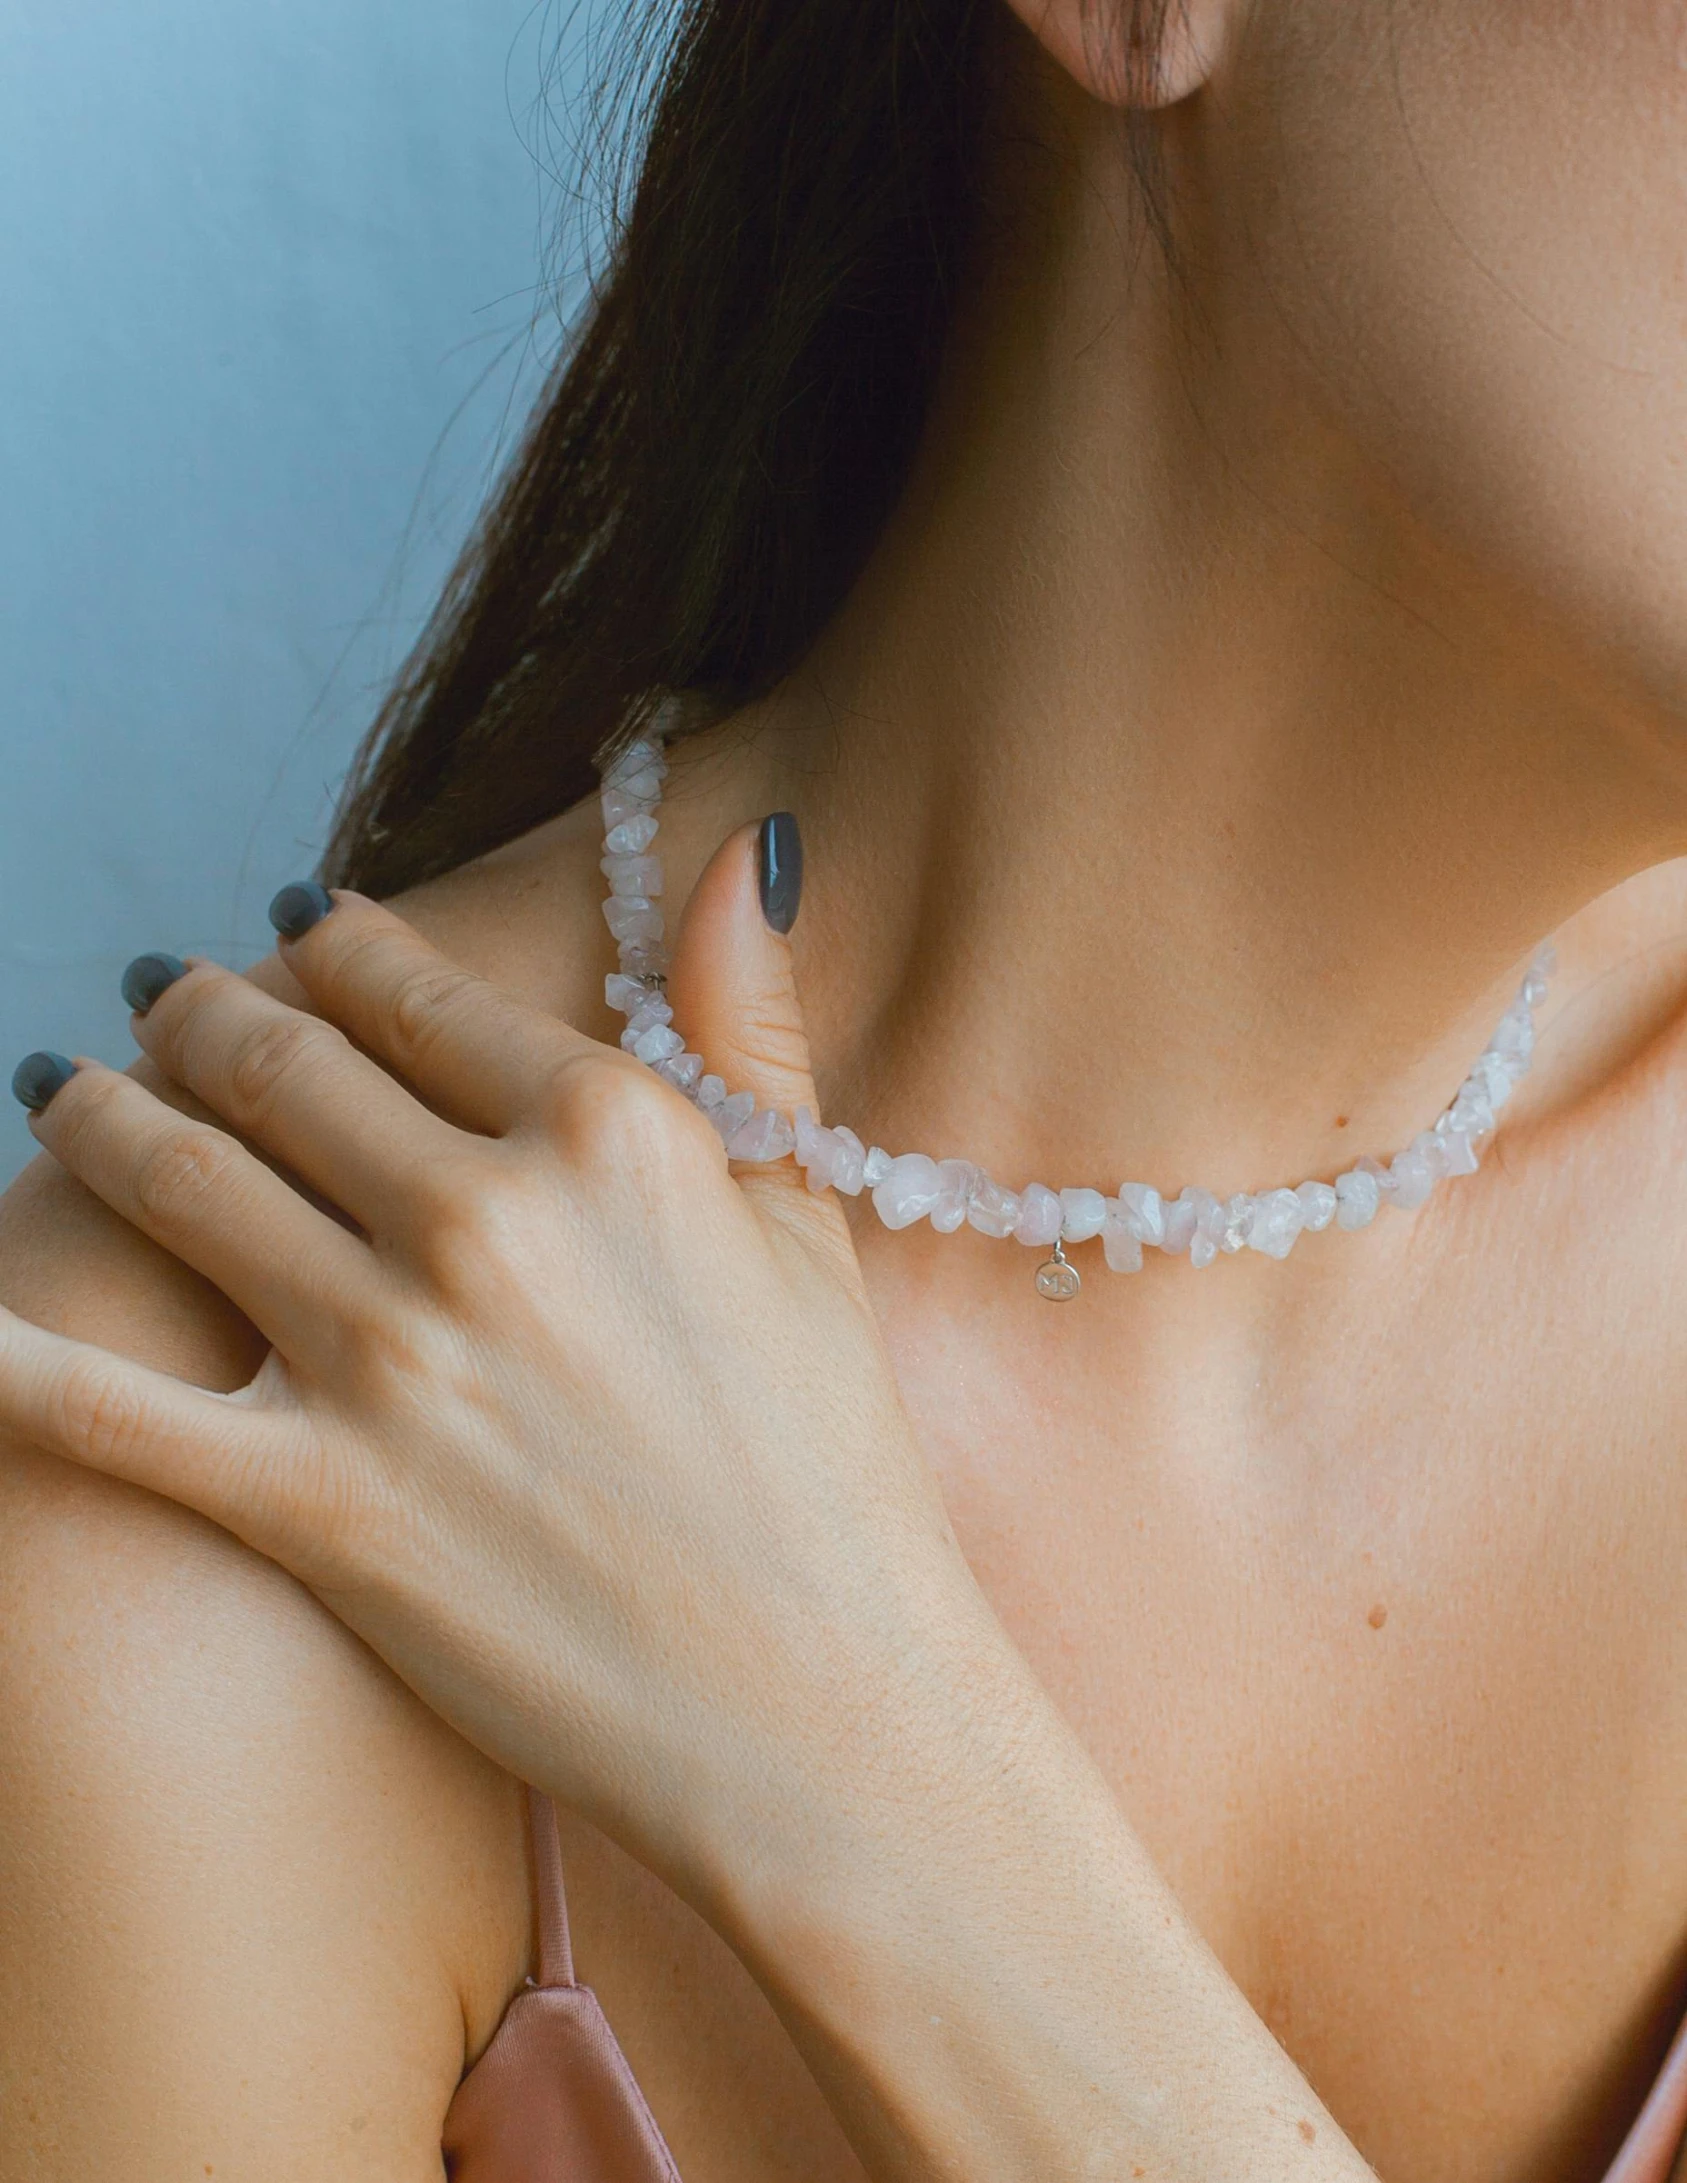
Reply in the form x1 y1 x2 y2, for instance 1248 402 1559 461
668 813 858 1237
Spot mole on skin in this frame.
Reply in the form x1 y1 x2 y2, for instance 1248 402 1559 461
1368 1604 1388 1630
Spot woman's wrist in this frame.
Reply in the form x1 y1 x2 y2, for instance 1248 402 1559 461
686 1581 1126 2173
693 1586 1374 2183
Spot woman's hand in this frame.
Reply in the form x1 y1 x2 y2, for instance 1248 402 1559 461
0 824 1378 2181
0 823 984 1903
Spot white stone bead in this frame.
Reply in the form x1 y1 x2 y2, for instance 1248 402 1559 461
625 995 674 1034
710 1090 755 1142
1522 970 1547 1009
1115 1182 1165 1247
604 972 650 1016
617 942 669 981
727 1107 797 1162
601 852 665 898
829 1126 867 1197
1247 1187 1304 1258
1490 1004 1534 1062
696 1075 727 1112
1473 1052 1516 1111
1160 1189 1199 1255
1445 1082 1495 1139
1356 1153 1397 1198
604 896 663 945
601 736 665 785
1411 1129 1450 1179
1100 1202 1144 1272
797 1129 838 1193
602 785 660 832
1334 1167 1381 1229
1435 1125 1480 1175
931 1159 979 1234
1219 1193 1254 1253
965 1173 1021 1238
1386 1141 1437 1212
1014 1183 1063 1247
604 814 659 855
793 1105 830 1174
873 1152 943 1230
1058 1186 1107 1243
655 1052 704 1092
1295 1179 1337 1231
863 1146 892 1188
633 1024 685 1064
601 750 666 800
796 1115 851 1194
1183 1187 1225 1265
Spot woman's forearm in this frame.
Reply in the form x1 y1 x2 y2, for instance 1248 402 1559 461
707 1591 1376 2183
0 890 1375 2178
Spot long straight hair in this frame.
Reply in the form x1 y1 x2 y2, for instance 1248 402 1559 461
325 0 1165 898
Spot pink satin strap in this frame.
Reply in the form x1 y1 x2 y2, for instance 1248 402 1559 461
441 1790 683 2182
450 1787 1687 2183
1604 2007 1687 2183
528 1783 574 1988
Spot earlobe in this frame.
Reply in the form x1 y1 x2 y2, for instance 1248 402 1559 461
998 0 1234 110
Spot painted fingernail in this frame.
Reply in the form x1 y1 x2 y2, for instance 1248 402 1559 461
11 1052 76 1114
268 880 335 940
757 812 803 936
120 952 189 1016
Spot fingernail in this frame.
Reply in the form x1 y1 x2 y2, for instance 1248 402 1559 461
12 1052 76 1114
268 880 335 940
757 812 803 936
120 952 189 1016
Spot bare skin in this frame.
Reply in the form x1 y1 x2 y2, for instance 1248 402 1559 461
6 1 1687 2179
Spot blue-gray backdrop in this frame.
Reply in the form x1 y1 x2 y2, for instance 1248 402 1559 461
2 0 595 1185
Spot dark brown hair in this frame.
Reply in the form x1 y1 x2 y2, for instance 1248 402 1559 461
326 0 1166 898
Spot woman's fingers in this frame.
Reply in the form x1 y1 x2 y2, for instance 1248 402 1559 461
267 886 588 1132
667 817 861 1268
125 954 462 1234
0 1301 295 1540
26 1060 381 1358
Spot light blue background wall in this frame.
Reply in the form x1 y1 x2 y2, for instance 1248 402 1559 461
1 1 592 1185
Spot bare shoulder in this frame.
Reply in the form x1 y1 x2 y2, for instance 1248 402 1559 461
0 837 623 2174
0 747 767 2174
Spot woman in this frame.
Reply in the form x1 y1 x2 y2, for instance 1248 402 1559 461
3 0 1686 2175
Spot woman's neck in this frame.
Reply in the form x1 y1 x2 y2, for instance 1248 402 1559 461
712 81 1687 1207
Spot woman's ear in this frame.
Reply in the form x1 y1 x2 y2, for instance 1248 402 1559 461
999 0 1237 109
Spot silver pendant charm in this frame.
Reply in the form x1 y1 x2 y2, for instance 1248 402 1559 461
1034 1237 1081 1302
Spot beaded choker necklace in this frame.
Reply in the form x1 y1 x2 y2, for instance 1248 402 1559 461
597 732 1553 1301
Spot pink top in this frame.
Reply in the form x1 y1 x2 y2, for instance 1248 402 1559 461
442 1788 1687 2182
442 1788 681 2181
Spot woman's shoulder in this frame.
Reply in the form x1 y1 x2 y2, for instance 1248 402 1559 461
0 1167 534 2166
0 766 735 2170
0 848 612 2168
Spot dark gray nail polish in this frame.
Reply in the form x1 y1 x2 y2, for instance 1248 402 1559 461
757 811 803 936
12 1052 76 1114
120 952 189 1016
268 880 335 940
